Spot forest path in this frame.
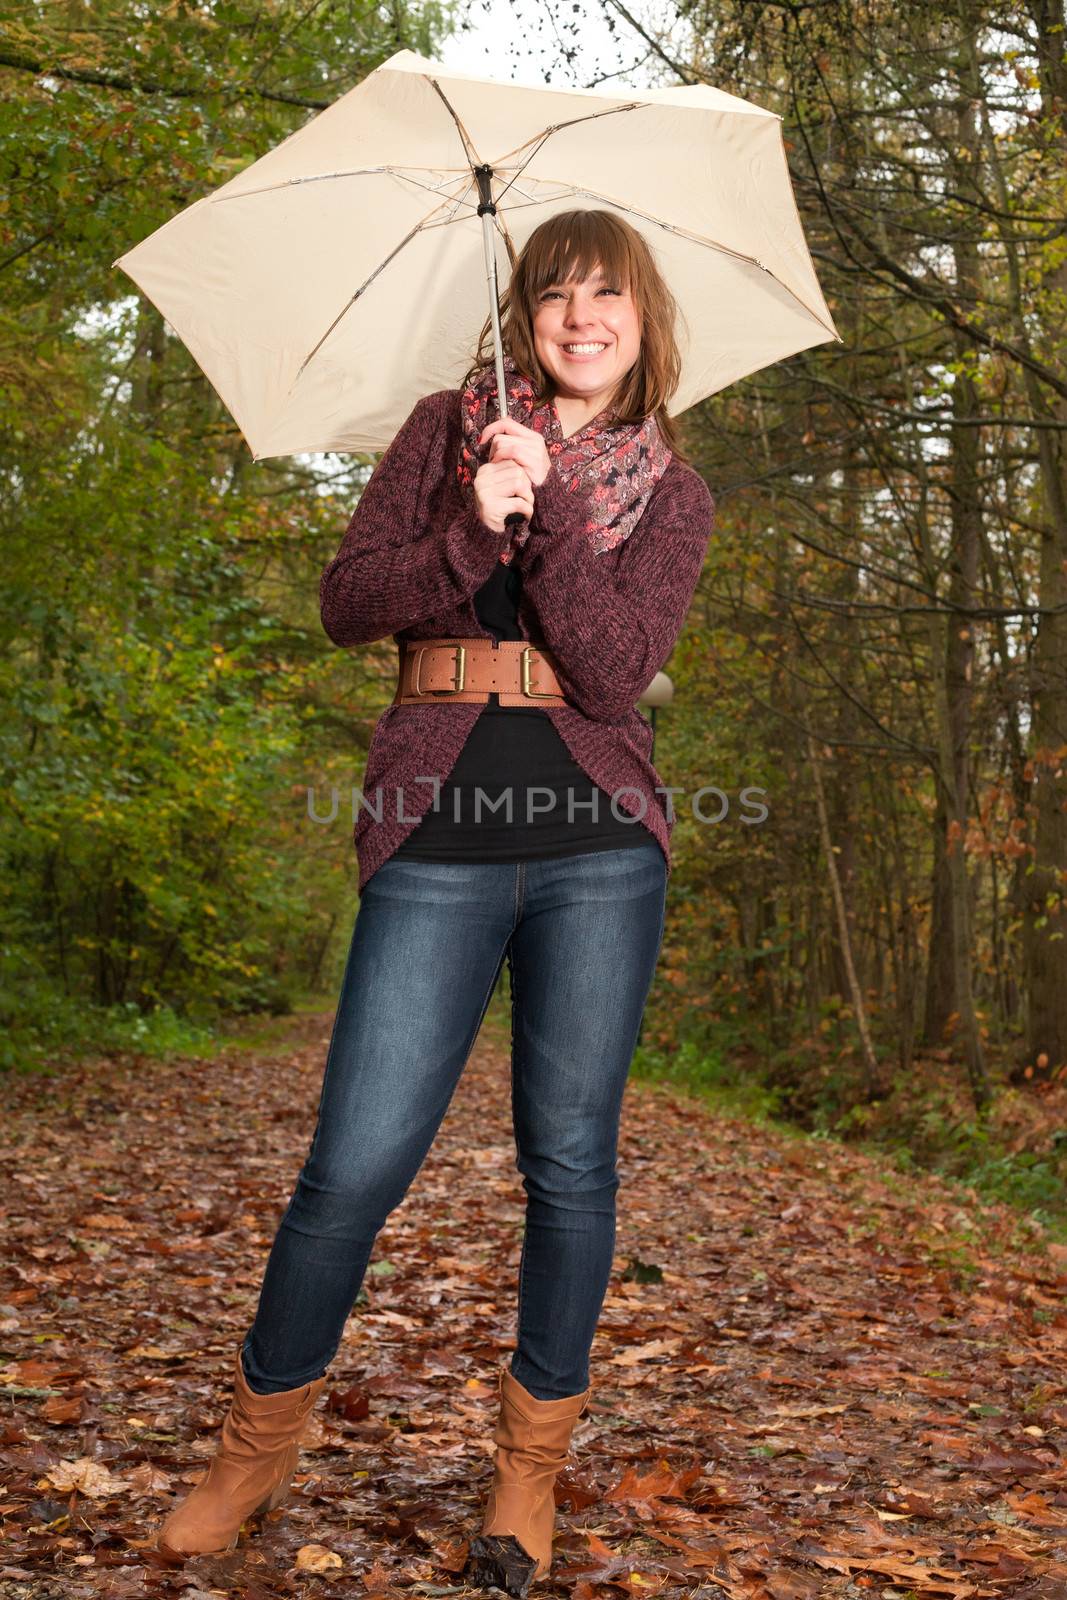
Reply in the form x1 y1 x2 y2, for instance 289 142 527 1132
1 1007 1064 1599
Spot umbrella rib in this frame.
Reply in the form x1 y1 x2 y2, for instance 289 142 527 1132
416 190 550 226
292 190 473 379
420 73 524 277
507 178 838 337
490 103 645 204
209 164 474 204
287 191 526 386
424 74 485 174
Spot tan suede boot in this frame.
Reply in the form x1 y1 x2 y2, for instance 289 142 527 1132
464 1365 591 1597
156 1349 326 1561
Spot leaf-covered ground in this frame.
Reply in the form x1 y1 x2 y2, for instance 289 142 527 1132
2 1006 1066 1600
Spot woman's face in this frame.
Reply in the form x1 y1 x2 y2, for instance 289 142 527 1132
531 263 642 414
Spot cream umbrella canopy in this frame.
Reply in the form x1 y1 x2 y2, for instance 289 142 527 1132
111 48 838 461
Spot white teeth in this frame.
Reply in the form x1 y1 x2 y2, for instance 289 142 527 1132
562 342 607 354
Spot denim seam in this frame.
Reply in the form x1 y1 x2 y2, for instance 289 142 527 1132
509 933 530 1378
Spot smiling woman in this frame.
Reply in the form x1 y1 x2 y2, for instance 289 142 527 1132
464 207 689 457
154 208 715 1596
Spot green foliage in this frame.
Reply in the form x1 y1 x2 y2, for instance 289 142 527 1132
631 1036 786 1123
0 939 219 1074
872 1095 1067 1233
0 1 464 1064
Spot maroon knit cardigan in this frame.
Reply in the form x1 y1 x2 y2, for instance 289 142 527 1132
319 388 715 894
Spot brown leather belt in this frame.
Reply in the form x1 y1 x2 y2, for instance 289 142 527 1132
392 637 569 707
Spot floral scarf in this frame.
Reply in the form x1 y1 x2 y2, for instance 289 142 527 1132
456 352 672 562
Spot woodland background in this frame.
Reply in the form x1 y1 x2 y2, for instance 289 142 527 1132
2 0 1066 1235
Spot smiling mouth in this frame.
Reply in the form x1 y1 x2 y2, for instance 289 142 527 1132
560 342 609 357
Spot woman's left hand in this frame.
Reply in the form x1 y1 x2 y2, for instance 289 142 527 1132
479 415 553 488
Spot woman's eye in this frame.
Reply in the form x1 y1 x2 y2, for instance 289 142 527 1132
541 287 620 300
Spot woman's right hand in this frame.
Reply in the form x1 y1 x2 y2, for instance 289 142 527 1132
473 459 534 533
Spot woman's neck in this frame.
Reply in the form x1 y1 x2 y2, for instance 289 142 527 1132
553 388 616 439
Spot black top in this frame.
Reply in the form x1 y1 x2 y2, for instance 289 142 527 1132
392 556 651 862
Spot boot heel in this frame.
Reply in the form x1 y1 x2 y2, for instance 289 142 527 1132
465 1532 538 1598
465 1366 590 1594
254 1463 296 1517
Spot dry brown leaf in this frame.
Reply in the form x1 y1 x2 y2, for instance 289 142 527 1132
125 1462 174 1495
45 1457 132 1498
607 1337 683 1367
295 1543 344 1571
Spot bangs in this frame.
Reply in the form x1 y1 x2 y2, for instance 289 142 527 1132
521 211 634 301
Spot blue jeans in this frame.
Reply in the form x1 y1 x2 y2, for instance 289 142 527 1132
241 839 668 1400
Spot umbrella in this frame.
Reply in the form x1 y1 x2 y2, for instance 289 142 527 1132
112 48 838 461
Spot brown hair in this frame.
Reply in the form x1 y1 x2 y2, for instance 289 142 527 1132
461 208 690 463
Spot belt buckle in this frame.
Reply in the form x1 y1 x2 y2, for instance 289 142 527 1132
413 644 466 695
521 646 555 699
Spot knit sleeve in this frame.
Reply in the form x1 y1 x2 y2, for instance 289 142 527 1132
319 392 510 648
516 460 714 722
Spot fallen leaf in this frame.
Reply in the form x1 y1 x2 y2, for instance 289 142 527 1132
296 1543 344 1571
607 1338 683 1367
45 1457 132 1498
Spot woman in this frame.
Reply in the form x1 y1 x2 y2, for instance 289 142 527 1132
156 209 715 1591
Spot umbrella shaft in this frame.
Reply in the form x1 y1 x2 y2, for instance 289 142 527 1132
480 207 508 423
476 171 523 531
476 164 508 425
